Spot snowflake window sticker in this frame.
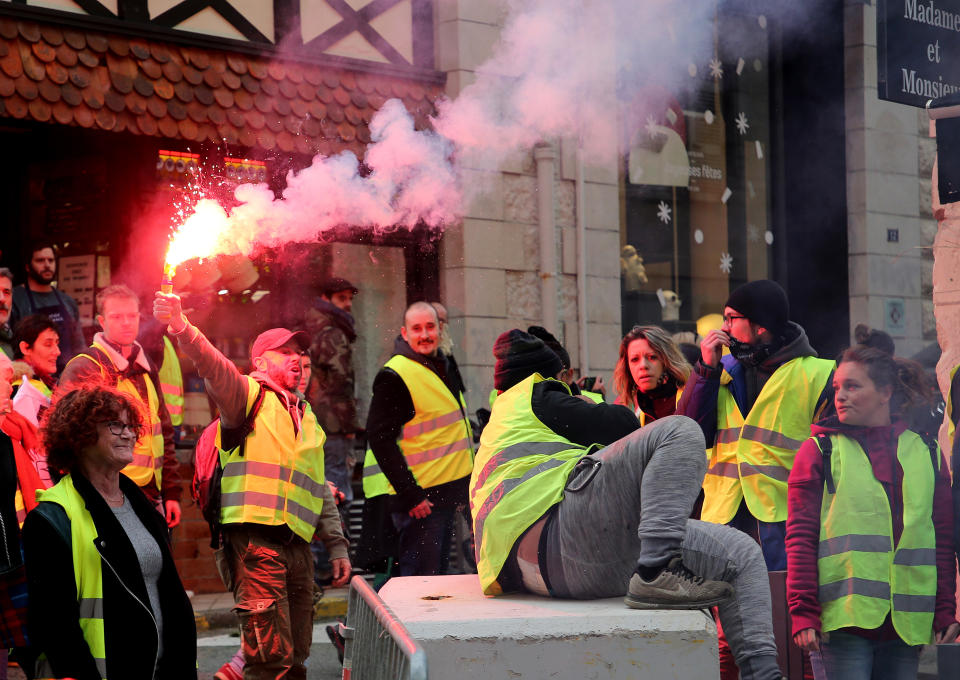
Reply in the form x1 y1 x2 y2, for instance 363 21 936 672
645 115 659 139
735 112 749 135
657 201 672 224
709 57 723 80
719 252 733 274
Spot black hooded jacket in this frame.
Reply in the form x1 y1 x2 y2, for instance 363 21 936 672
22 472 196 680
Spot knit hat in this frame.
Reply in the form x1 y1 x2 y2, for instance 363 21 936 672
321 277 358 297
493 329 564 391
724 280 790 334
527 325 570 369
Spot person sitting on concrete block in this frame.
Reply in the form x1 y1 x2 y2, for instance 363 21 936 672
471 329 782 680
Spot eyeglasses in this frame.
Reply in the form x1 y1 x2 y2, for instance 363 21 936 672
722 314 748 324
105 421 142 438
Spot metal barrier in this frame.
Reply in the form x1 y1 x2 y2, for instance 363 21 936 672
340 575 428 680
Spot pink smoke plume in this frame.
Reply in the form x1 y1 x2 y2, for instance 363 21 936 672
435 0 717 163
165 99 459 263
167 0 722 263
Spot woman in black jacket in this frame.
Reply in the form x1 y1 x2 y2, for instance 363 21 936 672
22 385 196 680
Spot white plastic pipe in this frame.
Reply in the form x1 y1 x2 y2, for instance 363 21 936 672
575 143 589 377
535 143 559 335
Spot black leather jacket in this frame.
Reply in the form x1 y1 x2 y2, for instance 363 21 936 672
22 472 197 680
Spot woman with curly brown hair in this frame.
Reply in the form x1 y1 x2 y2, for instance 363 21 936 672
22 385 196 680
614 325 692 425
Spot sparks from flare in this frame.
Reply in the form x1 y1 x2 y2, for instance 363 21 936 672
163 199 232 289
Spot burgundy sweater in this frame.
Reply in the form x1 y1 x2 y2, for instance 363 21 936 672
786 417 956 640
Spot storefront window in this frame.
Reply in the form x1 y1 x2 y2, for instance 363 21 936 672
621 7 774 336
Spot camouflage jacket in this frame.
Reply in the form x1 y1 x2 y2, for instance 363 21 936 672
304 299 358 434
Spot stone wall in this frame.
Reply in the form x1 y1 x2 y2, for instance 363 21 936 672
844 1 936 357
437 0 622 406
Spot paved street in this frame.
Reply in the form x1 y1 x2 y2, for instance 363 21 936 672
197 620 344 680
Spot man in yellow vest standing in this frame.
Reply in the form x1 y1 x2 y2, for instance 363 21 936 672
473 329 783 680
153 291 349 680
61 284 183 528
364 301 473 577
677 279 834 571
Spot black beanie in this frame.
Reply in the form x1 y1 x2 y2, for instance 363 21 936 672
493 329 564 392
527 325 571 369
724 279 790 334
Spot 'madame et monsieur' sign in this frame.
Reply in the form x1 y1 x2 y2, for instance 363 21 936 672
878 0 960 107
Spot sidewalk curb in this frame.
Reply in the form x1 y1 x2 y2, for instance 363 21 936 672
192 587 349 632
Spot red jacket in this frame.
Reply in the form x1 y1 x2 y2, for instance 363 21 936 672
786 417 956 640
0 411 47 516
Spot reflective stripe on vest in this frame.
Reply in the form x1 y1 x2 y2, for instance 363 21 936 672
470 374 589 595
158 336 184 427
816 431 938 646
69 344 165 490
217 377 326 543
34 475 108 679
702 356 834 524
362 355 473 499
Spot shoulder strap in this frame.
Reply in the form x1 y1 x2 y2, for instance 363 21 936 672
814 433 835 494
236 384 268 458
917 430 940 472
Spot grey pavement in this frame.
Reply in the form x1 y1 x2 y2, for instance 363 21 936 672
198 620 344 680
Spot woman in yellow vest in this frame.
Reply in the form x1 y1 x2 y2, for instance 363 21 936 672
787 346 959 679
22 385 196 679
613 325 690 425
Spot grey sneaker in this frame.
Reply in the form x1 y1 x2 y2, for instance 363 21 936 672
624 557 733 610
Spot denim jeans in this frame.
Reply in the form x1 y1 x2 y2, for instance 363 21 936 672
810 631 921 680
391 507 455 577
323 434 355 503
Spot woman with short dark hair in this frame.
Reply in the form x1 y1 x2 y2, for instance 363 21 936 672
11 314 60 427
22 385 196 680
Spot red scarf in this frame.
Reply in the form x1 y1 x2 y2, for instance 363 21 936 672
1 411 46 514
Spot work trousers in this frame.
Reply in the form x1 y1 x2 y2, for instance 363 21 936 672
223 525 314 680
542 416 781 680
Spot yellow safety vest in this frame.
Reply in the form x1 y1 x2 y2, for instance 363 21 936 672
158 336 184 427
35 475 107 679
362 355 473 499
471 374 592 595
702 356 834 524
582 390 604 404
217 377 326 543
12 376 52 399
816 431 938 645
67 343 165 491
637 387 683 427
947 364 959 451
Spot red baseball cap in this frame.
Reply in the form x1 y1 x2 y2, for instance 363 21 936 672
250 328 309 360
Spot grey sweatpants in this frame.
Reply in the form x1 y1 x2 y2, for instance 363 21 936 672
542 416 780 680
